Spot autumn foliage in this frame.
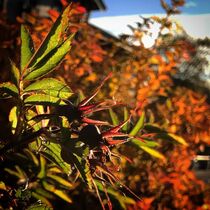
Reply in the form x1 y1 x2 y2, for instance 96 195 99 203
0 0 210 209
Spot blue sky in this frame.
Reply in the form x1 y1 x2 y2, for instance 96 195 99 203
91 0 210 18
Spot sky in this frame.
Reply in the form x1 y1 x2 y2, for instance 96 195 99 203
91 0 210 18
89 0 210 41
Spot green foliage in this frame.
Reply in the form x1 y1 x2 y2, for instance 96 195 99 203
129 111 145 136
0 3 192 209
24 78 72 99
0 82 19 98
20 25 34 71
0 5 76 208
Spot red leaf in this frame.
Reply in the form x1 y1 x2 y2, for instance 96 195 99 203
75 6 87 14
82 117 109 125
48 9 60 21
61 0 69 7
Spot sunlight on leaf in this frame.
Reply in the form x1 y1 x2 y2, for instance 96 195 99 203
24 94 65 105
9 106 18 134
109 108 119 126
31 191 52 208
41 142 71 175
21 25 34 71
47 174 73 189
9 59 20 86
168 133 189 146
0 82 19 98
140 146 166 162
129 111 145 136
27 5 72 68
24 35 73 80
42 181 72 203
24 78 73 99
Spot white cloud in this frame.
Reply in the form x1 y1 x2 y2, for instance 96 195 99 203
185 1 197 8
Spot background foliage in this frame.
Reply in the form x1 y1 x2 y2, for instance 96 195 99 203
0 0 210 209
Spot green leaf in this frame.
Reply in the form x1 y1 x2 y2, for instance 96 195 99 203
144 124 166 133
60 142 92 188
4 168 21 178
109 108 119 126
122 107 129 131
0 82 18 98
33 188 55 200
129 111 145 136
155 132 189 146
31 191 52 208
27 5 72 69
167 133 188 146
27 203 52 210
24 94 65 105
96 181 135 209
21 25 34 71
24 148 39 166
131 138 160 148
47 174 73 188
41 142 71 175
37 156 46 179
24 35 73 80
140 146 166 162
24 78 73 99
42 181 72 203
5 165 27 179
9 60 20 86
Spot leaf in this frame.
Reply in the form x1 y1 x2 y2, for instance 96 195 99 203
24 78 73 99
42 181 72 203
24 94 65 105
96 181 135 209
4 168 21 178
37 156 46 179
41 142 71 175
9 60 20 86
140 146 166 162
0 181 6 191
60 141 92 188
47 174 73 188
109 108 119 126
9 106 18 134
27 5 72 69
167 133 189 146
27 203 52 210
24 35 73 80
71 152 92 188
129 111 145 136
24 148 39 166
34 188 55 199
122 107 129 131
144 124 166 133
21 25 34 71
131 138 160 148
0 82 18 98
5 165 27 179
31 191 52 208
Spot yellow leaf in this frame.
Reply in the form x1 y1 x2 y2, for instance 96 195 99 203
47 174 73 188
9 106 18 134
53 189 72 203
140 146 166 162
168 133 188 146
43 181 72 203
0 181 6 190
